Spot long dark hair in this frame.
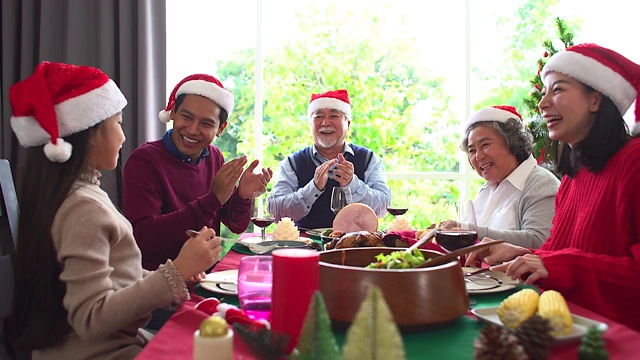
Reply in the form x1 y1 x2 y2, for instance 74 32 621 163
543 89 630 177
9 127 96 350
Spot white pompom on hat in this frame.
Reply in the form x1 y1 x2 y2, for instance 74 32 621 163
541 43 640 135
159 74 234 123
9 61 127 163
307 89 352 119
464 105 523 133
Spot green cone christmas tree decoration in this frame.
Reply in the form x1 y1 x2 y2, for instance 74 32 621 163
578 325 608 360
522 17 575 165
341 286 406 360
291 291 340 360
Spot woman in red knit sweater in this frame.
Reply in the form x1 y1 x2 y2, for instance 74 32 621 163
466 43 640 331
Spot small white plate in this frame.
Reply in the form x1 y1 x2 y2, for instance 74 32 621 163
462 267 520 294
239 236 273 244
472 306 609 345
200 269 238 295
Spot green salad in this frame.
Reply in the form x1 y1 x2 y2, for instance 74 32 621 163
366 248 427 269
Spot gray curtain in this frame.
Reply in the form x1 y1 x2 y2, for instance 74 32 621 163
1 0 166 208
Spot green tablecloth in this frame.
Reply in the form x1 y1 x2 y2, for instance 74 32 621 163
196 284 528 359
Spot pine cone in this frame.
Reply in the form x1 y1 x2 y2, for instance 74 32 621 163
474 325 528 360
516 314 554 360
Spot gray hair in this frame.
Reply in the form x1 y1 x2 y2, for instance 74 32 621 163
460 118 533 164
309 109 352 122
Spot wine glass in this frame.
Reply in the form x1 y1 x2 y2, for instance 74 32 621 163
330 187 352 215
251 191 275 241
435 199 478 253
387 188 409 218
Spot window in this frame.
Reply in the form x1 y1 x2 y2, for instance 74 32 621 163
167 0 639 230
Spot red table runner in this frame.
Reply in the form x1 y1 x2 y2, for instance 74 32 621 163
137 246 640 359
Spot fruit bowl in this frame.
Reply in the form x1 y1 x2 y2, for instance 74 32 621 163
319 247 469 332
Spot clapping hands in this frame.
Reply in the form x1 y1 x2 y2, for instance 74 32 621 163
211 156 273 204
237 159 273 200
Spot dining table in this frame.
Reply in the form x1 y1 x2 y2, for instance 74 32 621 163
136 235 640 359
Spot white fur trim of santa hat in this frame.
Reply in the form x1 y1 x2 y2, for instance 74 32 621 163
541 43 639 128
159 76 234 123
464 105 523 133
11 79 127 148
10 61 127 163
307 89 352 119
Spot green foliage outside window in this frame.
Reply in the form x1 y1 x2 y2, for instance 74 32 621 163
211 0 580 235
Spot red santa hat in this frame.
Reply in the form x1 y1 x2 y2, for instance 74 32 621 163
9 61 127 163
307 89 352 119
541 43 640 135
464 105 523 133
159 74 234 123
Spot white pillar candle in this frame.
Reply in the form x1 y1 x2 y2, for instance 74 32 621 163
193 328 233 360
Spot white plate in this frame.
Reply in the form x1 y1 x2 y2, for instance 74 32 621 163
239 236 273 244
200 269 238 295
462 267 520 294
472 306 609 345
238 237 311 246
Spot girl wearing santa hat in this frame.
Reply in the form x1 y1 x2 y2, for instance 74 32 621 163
7 62 222 359
466 43 640 332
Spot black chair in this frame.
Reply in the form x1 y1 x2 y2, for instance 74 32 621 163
0 159 19 360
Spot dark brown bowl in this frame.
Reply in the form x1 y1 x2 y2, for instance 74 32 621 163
319 247 469 332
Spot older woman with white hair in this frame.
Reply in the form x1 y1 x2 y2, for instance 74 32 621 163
442 105 560 249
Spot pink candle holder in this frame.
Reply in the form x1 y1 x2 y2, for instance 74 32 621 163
270 249 320 354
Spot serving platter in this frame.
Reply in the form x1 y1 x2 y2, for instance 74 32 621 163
472 306 609 345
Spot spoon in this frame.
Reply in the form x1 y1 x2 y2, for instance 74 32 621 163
185 230 278 254
416 240 505 268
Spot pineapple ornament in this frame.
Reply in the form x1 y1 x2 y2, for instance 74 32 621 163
515 314 554 360
578 325 608 360
473 325 527 360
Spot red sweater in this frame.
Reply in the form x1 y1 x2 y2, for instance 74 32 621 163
123 140 251 270
536 137 640 332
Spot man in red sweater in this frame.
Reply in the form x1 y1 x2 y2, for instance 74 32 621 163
123 74 272 271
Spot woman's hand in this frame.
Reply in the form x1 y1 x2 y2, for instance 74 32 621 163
173 227 221 281
491 254 549 285
438 220 459 230
465 236 532 267
189 272 207 283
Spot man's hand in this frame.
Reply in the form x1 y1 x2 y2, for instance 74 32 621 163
313 158 337 191
211 155 248 205
333 153 355 187
237 159 274 200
